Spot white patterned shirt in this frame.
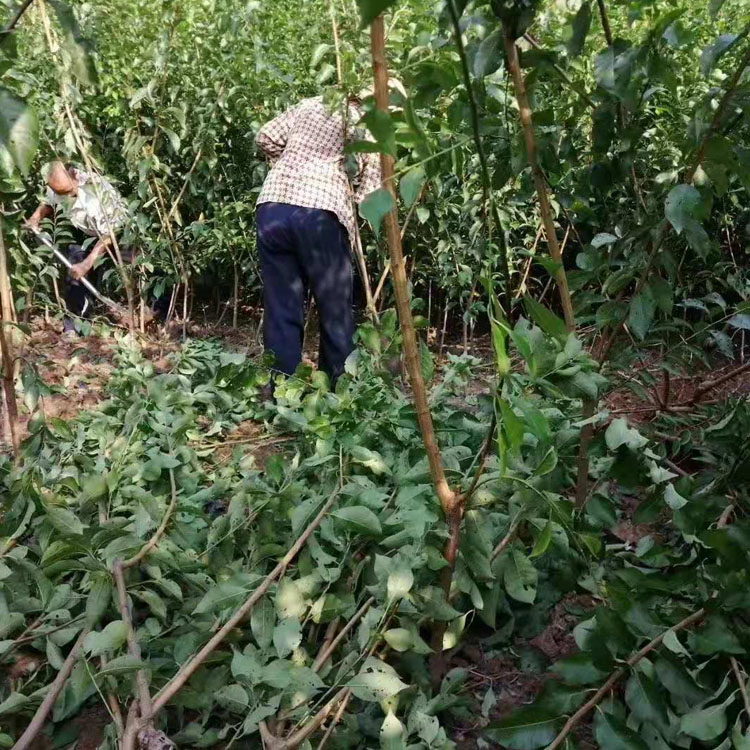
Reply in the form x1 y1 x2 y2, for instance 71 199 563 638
45 167 127 238
256 97 381 245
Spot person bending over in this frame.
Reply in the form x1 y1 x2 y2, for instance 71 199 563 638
26 161 128 333
255 95 381 384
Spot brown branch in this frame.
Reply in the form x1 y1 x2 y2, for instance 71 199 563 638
546 608 706 750
2 0 35 34
370 16 456 517
284 688 350 749
464 412 497 503
11 626 91 750
372 183 428 306
491 513 523 561
503 31 575 331
315 691 351 750
0 218 19 455
514 223 544 300
691 361 750 403
523 34 596 109
113 561 152 718
145 490 340 720
732 657 750 719
312 597 375 673
122 466 178 569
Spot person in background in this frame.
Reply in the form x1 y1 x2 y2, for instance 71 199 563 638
25 161 128 333
255 93 382 385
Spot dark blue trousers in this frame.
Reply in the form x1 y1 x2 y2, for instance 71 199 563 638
257 202 354 382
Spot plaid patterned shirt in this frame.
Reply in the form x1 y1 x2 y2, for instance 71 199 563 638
256 97 381 245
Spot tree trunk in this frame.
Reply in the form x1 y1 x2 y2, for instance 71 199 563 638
370 16 456 518
503 32 575 330
0 217 19 455
233 261 239 329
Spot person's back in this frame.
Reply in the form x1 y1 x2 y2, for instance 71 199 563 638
257 96 378 245
255 95 381 386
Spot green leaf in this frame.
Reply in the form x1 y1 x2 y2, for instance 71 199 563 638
231 648 263 684
680 695 735 741
132 588 167 621
567 2 592 58
215 683 249 714
594 710 649 750
81 475 108 504
0 692 30 716
553 653 608 685
350 446 391 476
474 28 503 78
49 0 98 86
523 297 568 342
688 615 745 655
530 521 552 559
387 564 414 601
333 506 383 536
362 108 396 156
96 655 149 675
485 706 557 750
591 232 618 248
347 657 408 702
491 318 511 377
356 0 398 28
700 33 742 77
664 483 688 510
498 398 523 453
605 419 648 451
710 0 728 17
359 188 395 238
383 628 412 652
625 670 670 734
399 167 425 208
653 652 709 706
0 87 38 176
665 184 701 233
628 290 656 341
419 340 435 383
273 617 302 658
45 505 86 536
84 621 128 656
594 41 638 100
251 597 275 649
728 314 750 330
503 549 538 604
85 572 111 626
380 710 406 750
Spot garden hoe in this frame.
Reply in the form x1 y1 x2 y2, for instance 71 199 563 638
30 229 131 323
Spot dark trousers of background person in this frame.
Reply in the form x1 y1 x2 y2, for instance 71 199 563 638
63 243 96 333
256 202 354 384
63 242 170 332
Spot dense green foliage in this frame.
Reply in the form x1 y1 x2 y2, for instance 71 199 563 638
1 0 750 748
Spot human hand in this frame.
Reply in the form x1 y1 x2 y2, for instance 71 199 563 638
69 261 90 280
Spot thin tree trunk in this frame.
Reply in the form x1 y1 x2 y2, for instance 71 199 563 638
439 301 449 360
0 217 19 455
233 261 239 329
370 16 456 517
503 32 575 330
